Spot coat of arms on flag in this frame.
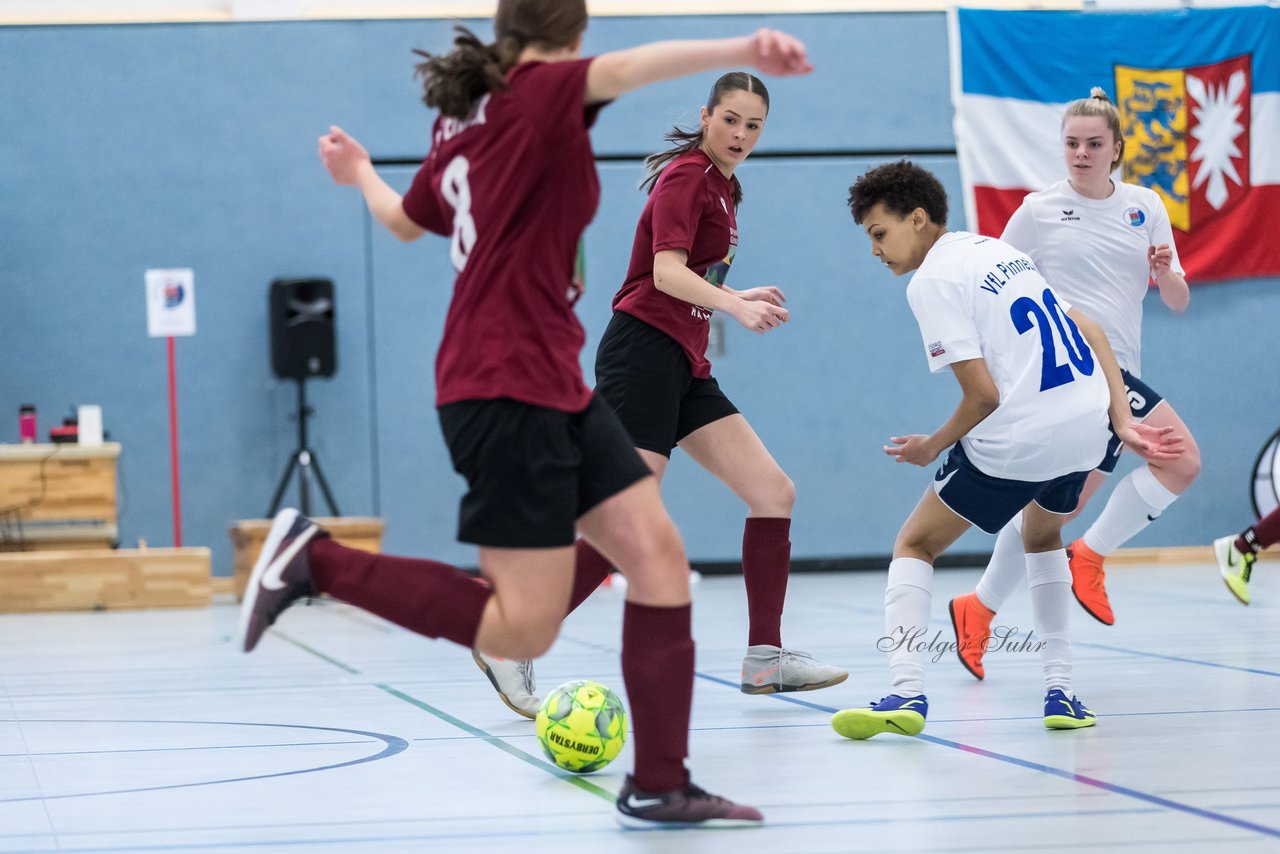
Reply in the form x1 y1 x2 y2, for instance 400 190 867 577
951 7 1280 282
1117 55 1250 232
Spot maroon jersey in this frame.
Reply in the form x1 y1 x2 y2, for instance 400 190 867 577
402 58 605 411
612 148 738 378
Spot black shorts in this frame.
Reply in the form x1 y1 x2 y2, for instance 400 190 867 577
594 311 739 456
932 443 1090 535
1098 370 1166 474
437 395 651 549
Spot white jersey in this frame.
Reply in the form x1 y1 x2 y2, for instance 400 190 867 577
1001 179 1184 378
906 231 1111 481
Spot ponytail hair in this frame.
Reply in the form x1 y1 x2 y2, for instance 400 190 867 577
1062 86 1125 172
640 71 771 207
414 27 522 119
413 0 587 120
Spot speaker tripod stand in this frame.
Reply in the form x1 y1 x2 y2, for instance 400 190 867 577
268 377 341 518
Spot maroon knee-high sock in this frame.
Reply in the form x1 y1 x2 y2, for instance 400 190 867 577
622 601 692 793
1239 507 1280 555
742 517 791 648
309 538 490 648
567 539 614 613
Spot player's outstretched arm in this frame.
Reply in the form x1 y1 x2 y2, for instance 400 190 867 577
319 125 425 242
1068 307 1184 461
586 29 812 104
885 358 999 467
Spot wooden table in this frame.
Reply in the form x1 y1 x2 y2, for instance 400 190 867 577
0 442 120 550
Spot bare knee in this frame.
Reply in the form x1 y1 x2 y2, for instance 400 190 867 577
1166 445 1201 492
1022 530 1064 554
745 471 796 517
499 617 560 660
774 474 797 515
894 528 940 564
621 516 690 603
643 515 686 571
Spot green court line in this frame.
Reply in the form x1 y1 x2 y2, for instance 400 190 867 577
269 630 615 804
271 631 361 675
376 685 615 803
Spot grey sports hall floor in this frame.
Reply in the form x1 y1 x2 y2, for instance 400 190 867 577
2 561 1277 853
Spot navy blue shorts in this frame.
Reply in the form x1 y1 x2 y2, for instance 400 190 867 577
1097 370 1166 474
933 443 1090 535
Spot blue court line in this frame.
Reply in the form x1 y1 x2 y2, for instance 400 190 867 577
689 671 1280 841
1072 641 1280 678
690 674 1280 723
0 720 406 804
0 739 374 759
900 617 1280 680
3 806 1242 852
273 626 1280 839
923 733 1280 839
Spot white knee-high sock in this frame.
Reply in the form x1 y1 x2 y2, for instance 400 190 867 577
974 512 1025 612
884 557 933 697
1082 466 1179 556
1026 549 1072 694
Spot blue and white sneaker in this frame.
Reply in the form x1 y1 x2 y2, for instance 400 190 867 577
236 508 324 653
1044 688 1097 730
831 694 928 740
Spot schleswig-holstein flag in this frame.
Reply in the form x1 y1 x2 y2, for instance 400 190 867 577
950 6 1280 282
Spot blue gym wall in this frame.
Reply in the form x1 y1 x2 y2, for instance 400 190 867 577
1 14 1274 573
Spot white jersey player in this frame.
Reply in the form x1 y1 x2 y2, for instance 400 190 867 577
831 161 1183 741
951 90 1198 676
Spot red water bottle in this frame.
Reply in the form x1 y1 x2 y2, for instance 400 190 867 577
19 405 36 443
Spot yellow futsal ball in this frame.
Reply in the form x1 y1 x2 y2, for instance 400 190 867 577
535 679 627 774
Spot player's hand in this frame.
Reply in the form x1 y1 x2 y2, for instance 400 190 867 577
735 286 786 307
730 297 789 334
1117 420 1184 462
884 434 939 467
747 29 814 77
318 125 371 186
1148 244 1174 281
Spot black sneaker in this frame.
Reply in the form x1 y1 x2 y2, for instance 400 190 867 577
615 775 763 829
236 508 324 652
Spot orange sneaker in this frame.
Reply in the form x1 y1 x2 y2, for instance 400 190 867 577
948 592 994 680
1068 538 1114 625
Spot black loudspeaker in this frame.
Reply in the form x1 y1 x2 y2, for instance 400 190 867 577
270 278 337 380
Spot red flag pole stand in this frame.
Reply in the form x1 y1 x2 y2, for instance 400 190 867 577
167 335 183 547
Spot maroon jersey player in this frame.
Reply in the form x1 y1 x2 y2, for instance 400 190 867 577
235 0 812 830
491 74 846 705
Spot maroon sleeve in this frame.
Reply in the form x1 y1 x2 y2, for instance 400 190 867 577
650 162 708 256
401 157 449 236
518 58 608 139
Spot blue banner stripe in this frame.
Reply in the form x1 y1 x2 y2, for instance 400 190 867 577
959 7 1280 102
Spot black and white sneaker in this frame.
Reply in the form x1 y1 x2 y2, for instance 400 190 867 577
236 508 324 652
615 775 763 829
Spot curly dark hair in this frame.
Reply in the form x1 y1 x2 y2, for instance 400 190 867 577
847 160 948 226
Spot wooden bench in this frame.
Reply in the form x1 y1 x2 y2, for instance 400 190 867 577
0 547 211 612
229 517 385 600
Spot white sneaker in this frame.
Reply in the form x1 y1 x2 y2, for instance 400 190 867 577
740 645 848 694
472 650 540 719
